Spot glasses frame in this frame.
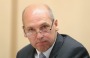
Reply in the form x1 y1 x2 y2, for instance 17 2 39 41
23 19 54 38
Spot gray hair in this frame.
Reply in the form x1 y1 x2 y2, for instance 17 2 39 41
43 4 55 21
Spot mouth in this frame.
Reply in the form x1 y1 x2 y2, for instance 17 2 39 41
36 41 47 46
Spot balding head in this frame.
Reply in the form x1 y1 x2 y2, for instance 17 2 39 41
22 4 54 26
22 4 58 52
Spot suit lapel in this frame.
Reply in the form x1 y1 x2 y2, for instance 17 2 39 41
27 45 36 58
49 33 64 58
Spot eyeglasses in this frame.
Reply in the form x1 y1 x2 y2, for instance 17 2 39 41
24 20 54 38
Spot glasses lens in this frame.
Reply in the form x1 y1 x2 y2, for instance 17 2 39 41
25 20 54 38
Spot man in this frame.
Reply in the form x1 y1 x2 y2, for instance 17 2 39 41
17 4 90 58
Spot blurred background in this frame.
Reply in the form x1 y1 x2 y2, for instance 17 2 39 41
0 0 90 58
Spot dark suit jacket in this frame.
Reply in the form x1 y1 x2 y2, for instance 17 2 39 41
16 33 90 58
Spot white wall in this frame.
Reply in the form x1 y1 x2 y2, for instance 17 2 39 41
0 0 11 58
0 0 90 58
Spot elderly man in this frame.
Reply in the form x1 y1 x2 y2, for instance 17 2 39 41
17 4 90 58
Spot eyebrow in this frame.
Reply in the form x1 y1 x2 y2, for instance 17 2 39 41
40 22 50 26
26 22 50 29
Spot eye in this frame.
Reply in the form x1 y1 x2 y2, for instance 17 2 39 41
41 25 50 29
27 28 35 32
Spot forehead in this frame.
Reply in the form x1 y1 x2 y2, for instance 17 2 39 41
24 17 52 28
23 7 52 28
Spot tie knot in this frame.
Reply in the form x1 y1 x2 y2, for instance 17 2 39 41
39 53 46 58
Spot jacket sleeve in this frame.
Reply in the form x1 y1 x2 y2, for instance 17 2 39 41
70 47 90 58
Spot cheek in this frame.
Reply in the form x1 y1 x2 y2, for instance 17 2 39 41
44 34 55 44
28 38 36 47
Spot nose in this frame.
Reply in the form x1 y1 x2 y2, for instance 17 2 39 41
36 31 44 40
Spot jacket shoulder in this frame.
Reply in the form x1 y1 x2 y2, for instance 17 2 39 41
18 44 33 53
61 34 84 47
16 44 35 58
57 34 89 58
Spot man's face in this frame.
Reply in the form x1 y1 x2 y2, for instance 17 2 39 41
23 8 58 52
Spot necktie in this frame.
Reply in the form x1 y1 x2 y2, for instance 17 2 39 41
39 53 46 58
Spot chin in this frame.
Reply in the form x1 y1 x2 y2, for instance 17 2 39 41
36 45 50 52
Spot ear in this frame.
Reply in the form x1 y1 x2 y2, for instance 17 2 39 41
54 20 58 31
22 26 27 37
54 20 58 26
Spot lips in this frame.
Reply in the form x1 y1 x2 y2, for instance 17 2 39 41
37 41 47 46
